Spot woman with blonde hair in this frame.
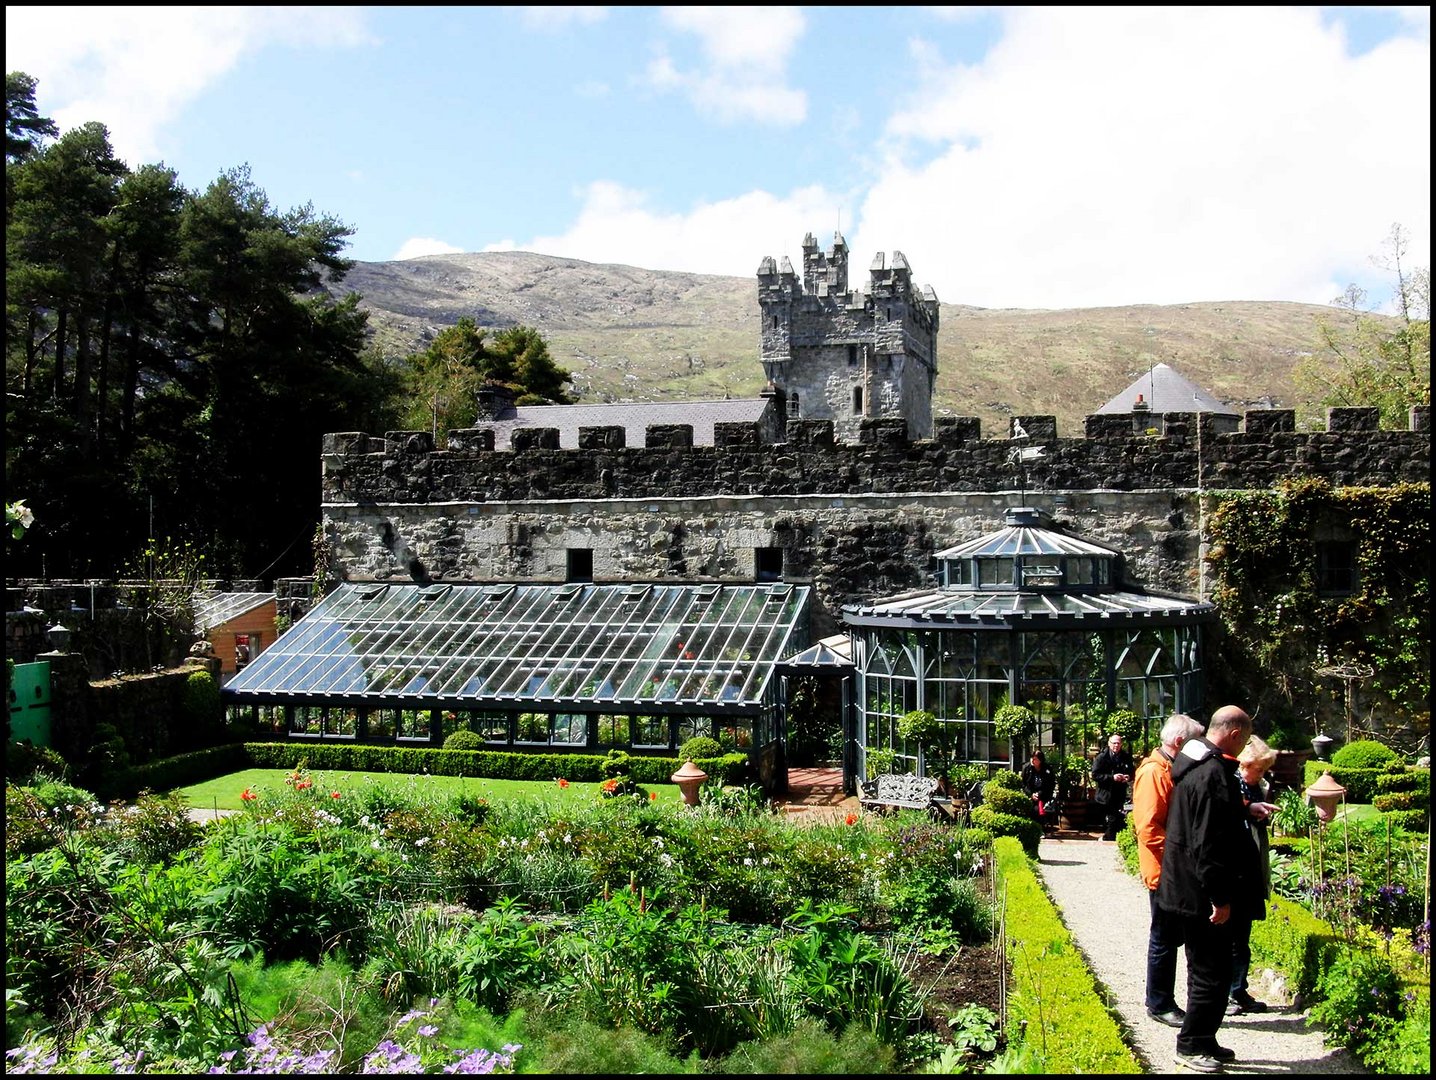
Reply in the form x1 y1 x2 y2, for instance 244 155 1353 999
1229 734 1278 1015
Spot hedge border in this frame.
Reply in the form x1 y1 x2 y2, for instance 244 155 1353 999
994 836 1142 1073
100 740 750 798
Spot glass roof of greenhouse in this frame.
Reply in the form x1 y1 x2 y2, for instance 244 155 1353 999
223 581 810 713
843 585 1214 628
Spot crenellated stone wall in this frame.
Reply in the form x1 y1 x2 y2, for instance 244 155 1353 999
318 406 1428 638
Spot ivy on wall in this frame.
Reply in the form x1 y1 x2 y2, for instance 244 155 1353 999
1203 478 1430 748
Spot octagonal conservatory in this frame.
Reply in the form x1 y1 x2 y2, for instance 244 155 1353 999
840 507 1216 786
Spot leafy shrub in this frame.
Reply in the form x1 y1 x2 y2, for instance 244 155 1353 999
1271 787 1319 837
183 669 221 731
599 749 633 780
1104 708 1142 740
1308 944 1404 1057
93 791 203 866
443 729 484 751
968 805 1041 858
992 704 1035 742
680 735 723 760
1330 738 1399 770
5 740 68 784
993 837 1141 1073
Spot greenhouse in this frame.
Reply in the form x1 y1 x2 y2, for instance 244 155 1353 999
222 579 810 758
841 507 1216 784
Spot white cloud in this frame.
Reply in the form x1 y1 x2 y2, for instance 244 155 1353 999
849 7 1430 309
512 180 850 276
518 7 608 32
649 6 807 125
394 237 466 261
3 7 373 168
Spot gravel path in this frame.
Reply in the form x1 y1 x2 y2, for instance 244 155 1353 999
1035 837 1365 1073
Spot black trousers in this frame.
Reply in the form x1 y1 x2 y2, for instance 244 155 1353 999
1173 912 1236 1055
1101 803 1126 839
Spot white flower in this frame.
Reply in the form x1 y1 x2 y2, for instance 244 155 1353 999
743 857 753 867
416 836 429 847
371 839 381 849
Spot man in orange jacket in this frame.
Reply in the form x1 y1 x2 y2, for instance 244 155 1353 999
1133 712 1206 1026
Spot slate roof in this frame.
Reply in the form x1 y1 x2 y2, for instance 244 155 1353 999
476 398 773 448
1095 363 1239 416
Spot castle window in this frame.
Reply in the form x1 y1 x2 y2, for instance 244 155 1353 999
847 344 859 366
1316 541 1357 595
566 548 593 583
771 315 779 330
852 386 864 415
788 393 800 417
755 547 783 583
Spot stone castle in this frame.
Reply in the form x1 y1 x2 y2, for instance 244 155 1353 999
758 232 940 441
318 233 1430 640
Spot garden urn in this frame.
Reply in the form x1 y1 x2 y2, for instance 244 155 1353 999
671 759 708 806
1310 733 1335 761
1304 769 1346 824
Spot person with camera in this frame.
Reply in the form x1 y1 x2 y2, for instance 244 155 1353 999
1092 732 1135 841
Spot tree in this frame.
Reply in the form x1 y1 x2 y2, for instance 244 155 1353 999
1297 224 1430 430
4 71 57 165
396 318 572 434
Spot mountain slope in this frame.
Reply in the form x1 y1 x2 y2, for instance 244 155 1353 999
334 251 1355 438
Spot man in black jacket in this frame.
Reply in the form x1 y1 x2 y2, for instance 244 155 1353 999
1155 705 1259 1073
1091 733 1134 840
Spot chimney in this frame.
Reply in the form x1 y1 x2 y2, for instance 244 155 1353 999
475 384 515 421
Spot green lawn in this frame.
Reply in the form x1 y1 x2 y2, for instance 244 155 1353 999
174 768 685 812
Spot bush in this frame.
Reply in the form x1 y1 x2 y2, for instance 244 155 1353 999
1308 944 1404 1058
183 669 221 731
679 736 723 760
5 740 68 785
443 730 485 751
968 805 1041 858
1330 739 1400 771
993 837 1141 1073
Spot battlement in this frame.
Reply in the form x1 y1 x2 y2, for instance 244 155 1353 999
321 406 1429 507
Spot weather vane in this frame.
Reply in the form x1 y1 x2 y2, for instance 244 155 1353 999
1007 419 1045 504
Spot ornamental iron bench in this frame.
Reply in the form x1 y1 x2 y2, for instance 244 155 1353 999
858 772 955 822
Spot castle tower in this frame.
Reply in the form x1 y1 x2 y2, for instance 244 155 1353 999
757 233 939 441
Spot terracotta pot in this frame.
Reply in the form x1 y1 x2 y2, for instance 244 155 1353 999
1268 748 1312 796
670 759 708 806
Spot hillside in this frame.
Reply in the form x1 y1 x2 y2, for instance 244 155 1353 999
333 251 1358 439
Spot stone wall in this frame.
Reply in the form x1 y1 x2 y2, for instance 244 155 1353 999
319 406 1428 639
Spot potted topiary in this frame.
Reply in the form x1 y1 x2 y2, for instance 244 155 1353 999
993 703 1037 770
897 708 955 792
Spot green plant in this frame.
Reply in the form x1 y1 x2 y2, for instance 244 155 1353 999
680 735 723 760
992 704 1036 742
1330 738 1400 770
897 709 954 782
1270 787 1319 837
443 729 485 751
714 1018 895 1074
1308 944 1404 1057
183 669 221 734
864 747 899 780
1104 708 1141 741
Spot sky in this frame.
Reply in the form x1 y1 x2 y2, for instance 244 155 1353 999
5 6 1430 311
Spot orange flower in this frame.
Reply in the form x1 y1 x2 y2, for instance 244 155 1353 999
330 791 341 799
296 779 312 791
649 791 658 802
556 777 570 788
602 778 619 793
240 788 256 802
844 812 858 826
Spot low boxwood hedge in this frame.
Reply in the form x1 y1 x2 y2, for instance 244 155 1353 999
100 740 752 797
994 836 1141 1073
